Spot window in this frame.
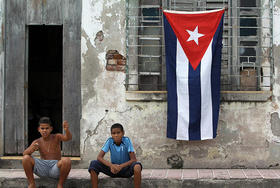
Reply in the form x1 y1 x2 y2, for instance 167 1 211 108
126 0 273 92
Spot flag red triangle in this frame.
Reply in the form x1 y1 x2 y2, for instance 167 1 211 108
163 9 224 70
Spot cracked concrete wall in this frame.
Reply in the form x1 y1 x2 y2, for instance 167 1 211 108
80 0 280 169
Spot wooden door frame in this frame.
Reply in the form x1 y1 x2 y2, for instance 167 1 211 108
0 0 5 157
2 0 81 156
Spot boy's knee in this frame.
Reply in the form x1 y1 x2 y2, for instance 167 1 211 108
22 155 35 168
61 157 71 166
134 164 142 173
90 160 99 167
89 160 100 175
22 155 32 163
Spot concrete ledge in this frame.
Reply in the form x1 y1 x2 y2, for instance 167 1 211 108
0 157 83 169
126 91 167 101
125 91 272 102
220 91 272 102
2 169 280 188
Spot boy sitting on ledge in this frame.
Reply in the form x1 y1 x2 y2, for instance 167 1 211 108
22 117 72 188
88 123 142 188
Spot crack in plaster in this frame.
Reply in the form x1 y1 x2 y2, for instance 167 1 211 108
83 111 108 154
82 105 147 155
113 107 133 114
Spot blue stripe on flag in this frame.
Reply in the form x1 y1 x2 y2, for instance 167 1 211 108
164 15 178 139
188 63 201 140
211 15 224 138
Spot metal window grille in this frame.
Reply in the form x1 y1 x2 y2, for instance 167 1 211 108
126 0 273 91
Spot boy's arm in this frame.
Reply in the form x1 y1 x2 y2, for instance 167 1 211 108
119 152 137 169
57 121 72 141
23 140 39 156
97 150 112 167
97 150 120 174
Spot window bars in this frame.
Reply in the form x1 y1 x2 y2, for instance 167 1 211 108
126 0 273 91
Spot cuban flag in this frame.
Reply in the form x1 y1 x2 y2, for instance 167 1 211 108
163 9 225 140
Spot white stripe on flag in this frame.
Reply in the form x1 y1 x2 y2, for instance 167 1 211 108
200 40 213 140
176 40 189 140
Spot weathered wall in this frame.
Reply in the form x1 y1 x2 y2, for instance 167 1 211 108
0 0 4 155
80 0 280 169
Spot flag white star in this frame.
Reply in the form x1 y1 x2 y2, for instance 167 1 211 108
186 26 204 45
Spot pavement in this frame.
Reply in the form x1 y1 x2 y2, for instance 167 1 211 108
2 169 280 187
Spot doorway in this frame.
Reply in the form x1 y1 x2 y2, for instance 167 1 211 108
28 25 63 145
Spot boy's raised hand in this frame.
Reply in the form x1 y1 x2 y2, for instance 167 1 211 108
58 120 72 141
63 121 69 131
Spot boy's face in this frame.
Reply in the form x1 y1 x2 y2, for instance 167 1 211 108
111 128 124 145
38 123 53 138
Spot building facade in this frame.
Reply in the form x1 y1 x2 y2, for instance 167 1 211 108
0 0 280 169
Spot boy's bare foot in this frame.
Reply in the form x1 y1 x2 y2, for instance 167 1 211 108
57 183 63 188
28 183 36 188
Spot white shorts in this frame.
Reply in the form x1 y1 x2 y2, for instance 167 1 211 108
33 158 60 179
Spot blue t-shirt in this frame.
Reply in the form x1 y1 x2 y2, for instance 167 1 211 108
102 136 134 164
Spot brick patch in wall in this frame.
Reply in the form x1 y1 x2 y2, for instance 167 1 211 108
106 50 126 72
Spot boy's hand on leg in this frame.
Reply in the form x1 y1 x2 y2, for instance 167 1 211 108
110 164 121 174
110 164 117 174
116 165 122 173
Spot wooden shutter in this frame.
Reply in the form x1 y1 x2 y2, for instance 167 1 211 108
4 0 26 155
62 0 82 156
27 0 63 25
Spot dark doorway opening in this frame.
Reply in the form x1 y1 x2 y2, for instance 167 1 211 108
28 25 63 145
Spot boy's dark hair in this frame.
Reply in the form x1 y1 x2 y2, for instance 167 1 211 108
38 117 52 126
111 123 124 132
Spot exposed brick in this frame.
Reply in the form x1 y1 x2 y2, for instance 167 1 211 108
106 54 114 59
106 50 119 59
107 59 117 65
113 53 124 59
106 65 117 71
116 65 125 72
117 59 126 65
106 50 126 72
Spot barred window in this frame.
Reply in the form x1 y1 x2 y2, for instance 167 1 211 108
126 0 273 92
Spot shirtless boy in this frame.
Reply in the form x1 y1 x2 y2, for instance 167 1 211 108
22 117 72 188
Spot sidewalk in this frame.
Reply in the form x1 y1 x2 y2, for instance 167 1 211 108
1 169 280 187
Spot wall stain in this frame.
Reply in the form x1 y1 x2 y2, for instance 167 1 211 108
271 112 280 137
167 154 184 169
189 147 208 159
136 146 143 156
100 0 125 51
81 29 102 106
94 30 104 45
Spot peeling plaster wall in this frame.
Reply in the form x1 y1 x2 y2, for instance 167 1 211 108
81 0 128 163
80 0 280 168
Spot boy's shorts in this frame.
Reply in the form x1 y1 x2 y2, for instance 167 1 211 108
88 160 142 178
33 158 60 179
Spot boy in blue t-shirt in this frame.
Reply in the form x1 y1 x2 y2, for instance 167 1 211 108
88 123 142 188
